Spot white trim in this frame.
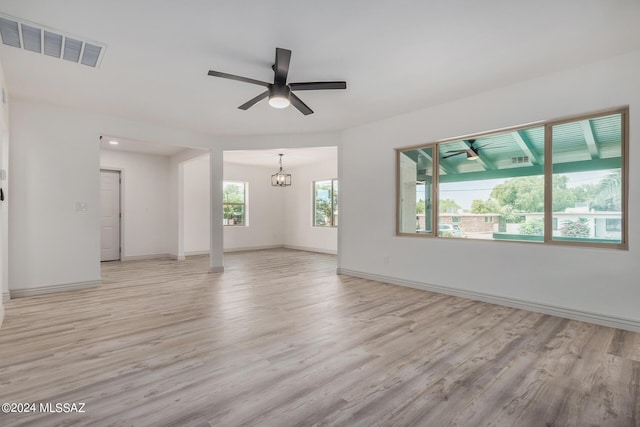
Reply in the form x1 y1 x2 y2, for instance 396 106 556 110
209 266 224 273
284 245 337 255
121 253 172 262
196 245 337 255
224 245 284 253
185 250 210 256
9 280 101 299
336 268 640 333
223 245 337 255
0 303 4 329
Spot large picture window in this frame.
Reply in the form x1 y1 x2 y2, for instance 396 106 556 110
314 179 338 227
223 181 247 226
396 108 627 248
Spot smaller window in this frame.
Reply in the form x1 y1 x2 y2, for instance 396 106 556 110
451 216 461 223
484 216 493 223
314 179 338 227
223 181 247 226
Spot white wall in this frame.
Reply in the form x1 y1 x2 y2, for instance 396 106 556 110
182 154 287 253
6 98 337 298
9 101 101 293
224 161 285 251
284 153 338 254
8 99 219 294
100 149 171 259
183 152 339 254
183 154 210 254
339 50 640 330
0 60 8 326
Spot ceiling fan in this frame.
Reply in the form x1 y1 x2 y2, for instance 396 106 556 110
442 139 502 160
207 47 347 115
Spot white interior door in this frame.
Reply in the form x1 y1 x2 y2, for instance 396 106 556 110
100 170 121 261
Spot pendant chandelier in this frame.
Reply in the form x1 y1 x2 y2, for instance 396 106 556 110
271 153 292 187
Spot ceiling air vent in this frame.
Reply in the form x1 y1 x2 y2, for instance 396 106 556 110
0 14 105 68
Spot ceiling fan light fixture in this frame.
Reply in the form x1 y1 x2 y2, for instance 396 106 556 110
466 151 479 160
268 97 290 109
268 85 290 109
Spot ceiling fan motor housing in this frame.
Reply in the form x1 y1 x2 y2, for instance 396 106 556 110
268 84 291 108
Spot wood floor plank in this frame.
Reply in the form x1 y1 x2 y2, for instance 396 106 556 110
0 249 638 426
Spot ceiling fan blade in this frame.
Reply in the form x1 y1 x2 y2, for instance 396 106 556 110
208 70 270 87
476 144 509 150
274 48 292 84
289 81 347 91
238 91 269 110
442 151 466 159
290 93 313 115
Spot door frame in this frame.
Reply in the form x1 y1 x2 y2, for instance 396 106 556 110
100 168 124 261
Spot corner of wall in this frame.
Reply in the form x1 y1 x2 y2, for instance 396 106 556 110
0 60 8 329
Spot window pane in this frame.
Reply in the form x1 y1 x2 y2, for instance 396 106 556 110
223 204 244 226
223 182 244 203
438 126 545 241
332 180 339 226
551 113 622 244
314 180 333 226
223 182 246 226
398 147 433 233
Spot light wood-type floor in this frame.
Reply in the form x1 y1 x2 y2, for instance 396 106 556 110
1 249 639 426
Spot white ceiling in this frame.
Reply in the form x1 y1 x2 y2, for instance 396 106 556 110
100 135 187 156
100 134 335 168
224 147 337 168
1 1 639 137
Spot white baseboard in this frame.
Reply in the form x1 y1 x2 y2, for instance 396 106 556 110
0 303 4 329
121 253 172 262
185 250 210 256
283 245 337 255
224 245 284 253
337 268 640 333
186 246 338 255
9 280 101 299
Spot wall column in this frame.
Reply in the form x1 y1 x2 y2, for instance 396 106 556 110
209 148 224 272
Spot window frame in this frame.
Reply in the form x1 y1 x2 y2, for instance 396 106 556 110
313 179 338 227
223 181 247 227
395 107 629 249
